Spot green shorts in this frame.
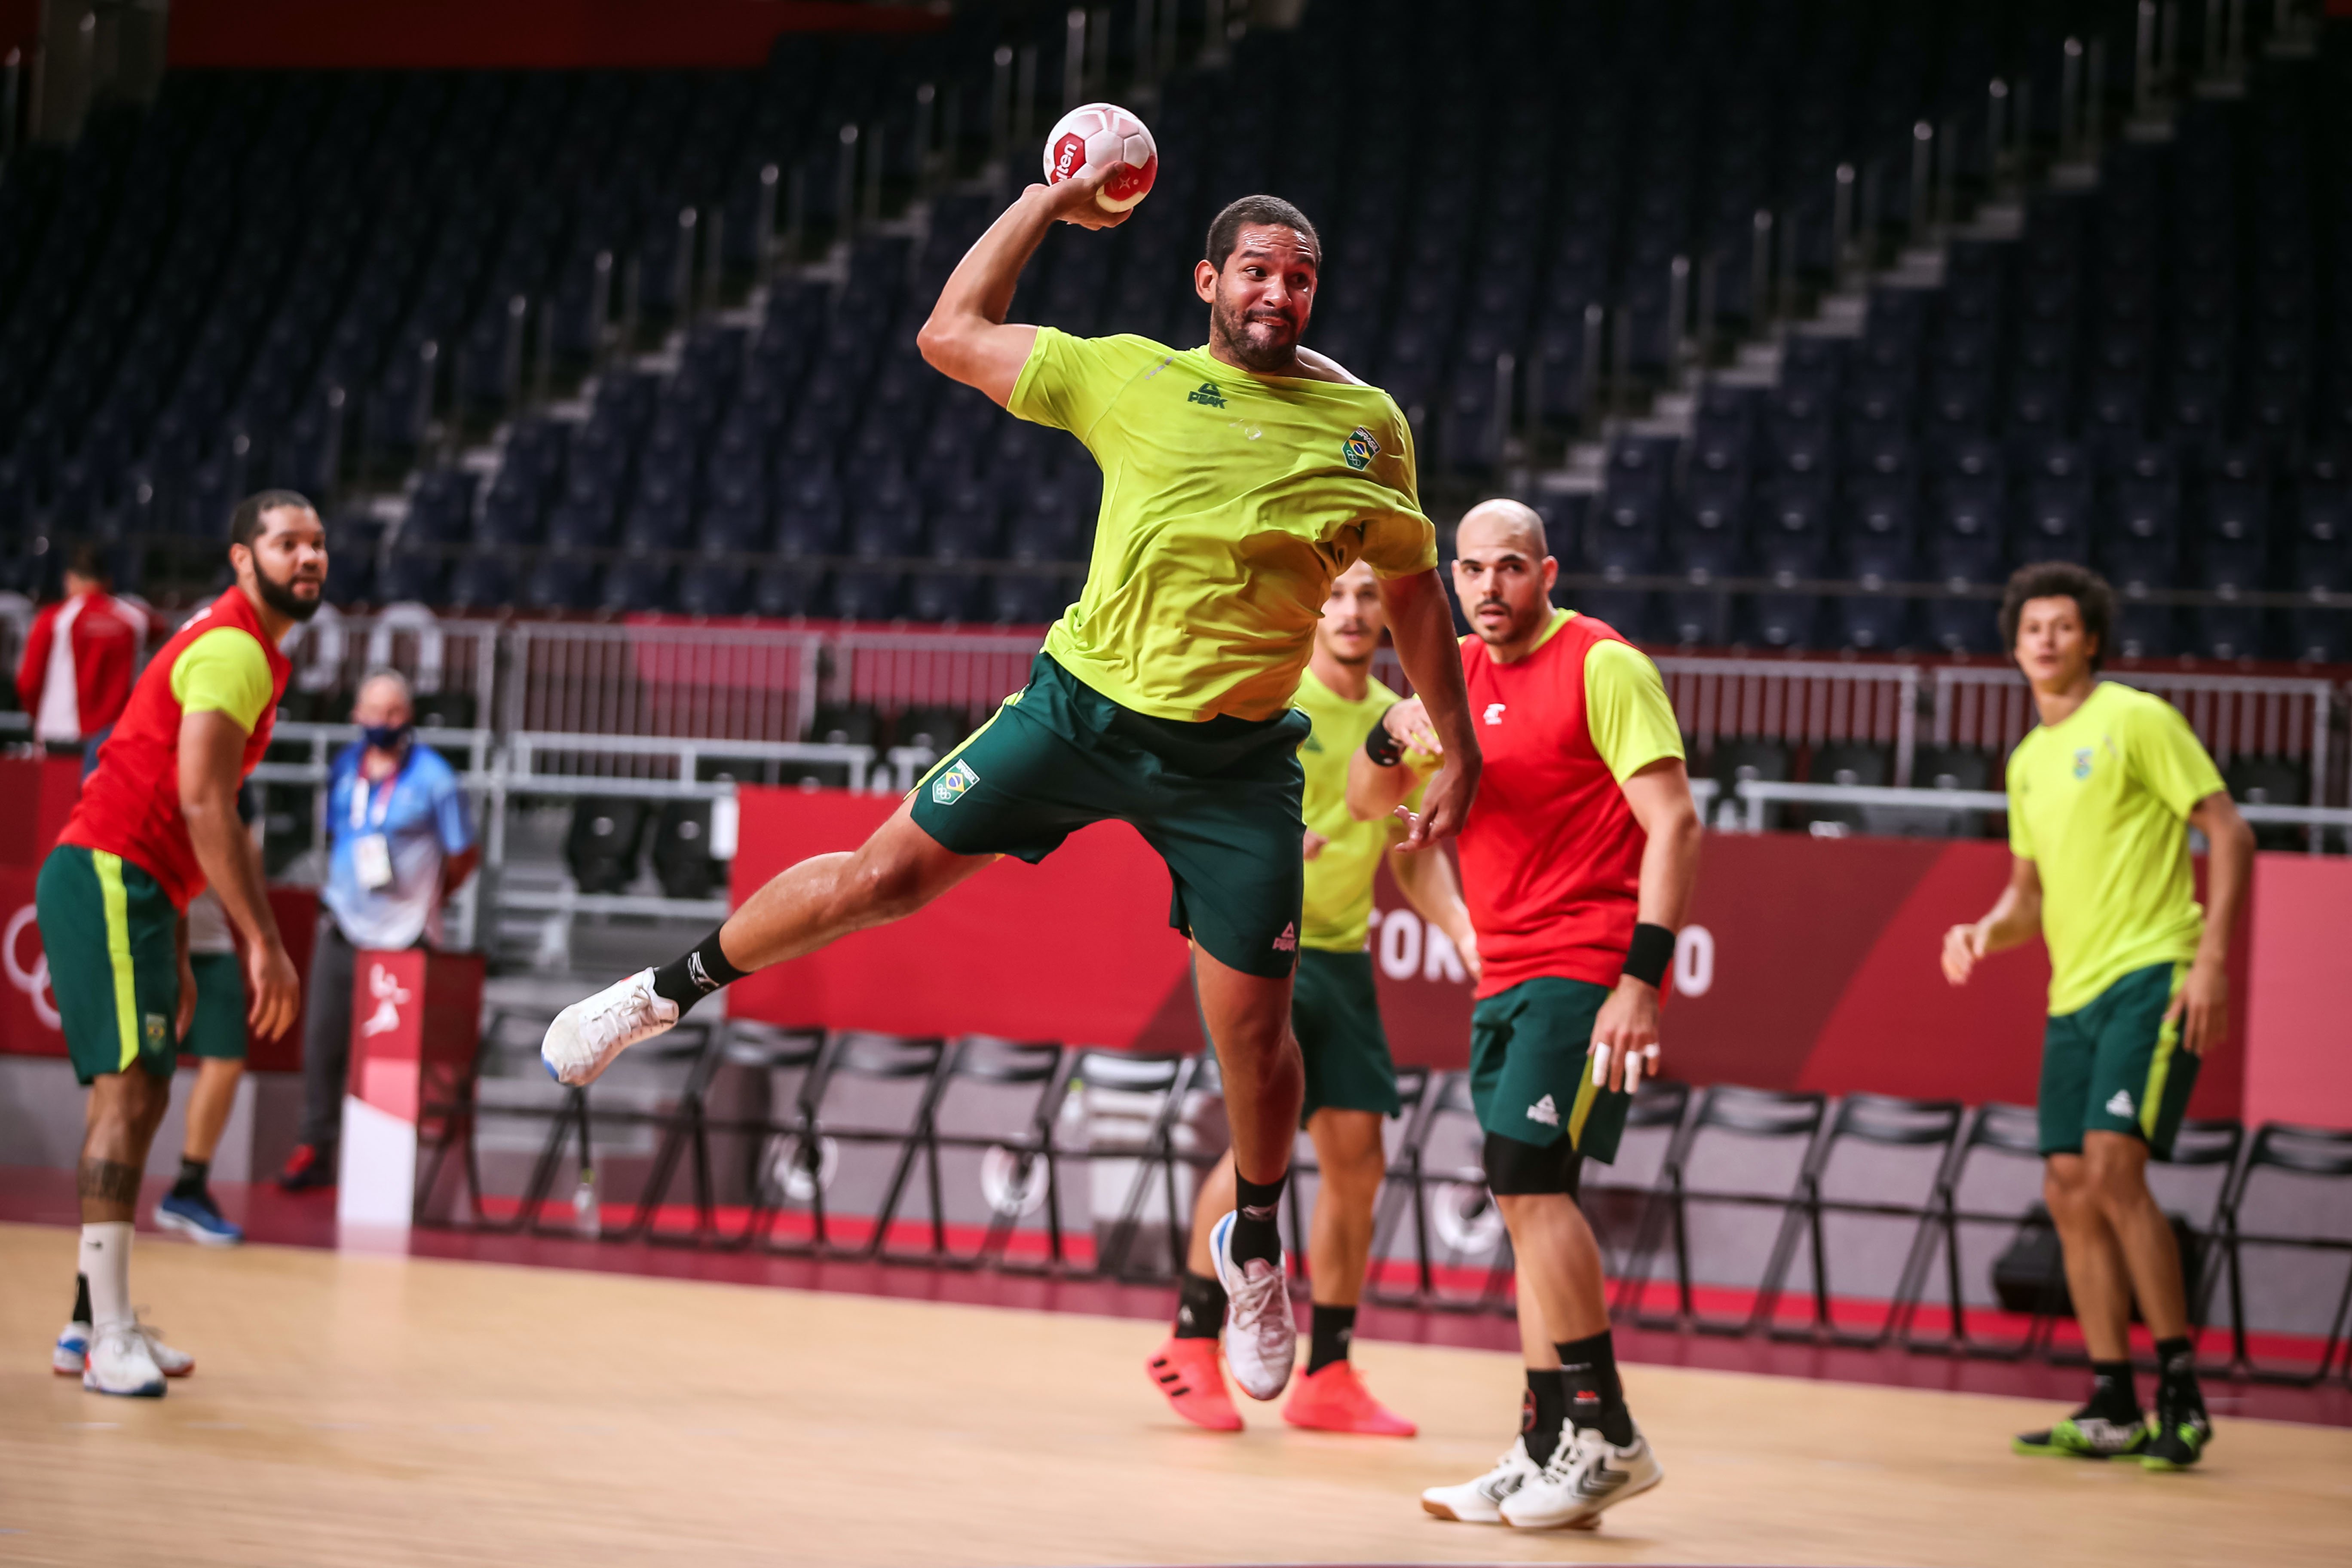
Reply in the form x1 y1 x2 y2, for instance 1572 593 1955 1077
2039 960 2199 1158
181 952 248 1062
1469 976 1632 1165
1292 947 1402 1120
36 844 181 1086
909 653 1308 979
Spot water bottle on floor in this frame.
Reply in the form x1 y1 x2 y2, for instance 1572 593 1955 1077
572 1167 600 1239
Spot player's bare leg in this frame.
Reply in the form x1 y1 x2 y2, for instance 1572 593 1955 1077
540 802 994 1085
72 1067 178 1395
1280 1109 1413 1433
156 1057 246 1245
1189 947 1303 1400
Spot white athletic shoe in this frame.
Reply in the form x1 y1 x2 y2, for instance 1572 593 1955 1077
1420 1436 1544 1523
540 968 678 1086
1209 1210 1295 1401
81 1321 168 1398
1500 1423 1663 1530
54 1314 192 1379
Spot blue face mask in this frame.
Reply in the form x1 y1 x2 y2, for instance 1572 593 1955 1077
361 722 413 753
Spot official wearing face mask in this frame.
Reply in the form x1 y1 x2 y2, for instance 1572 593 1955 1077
279 668 478 1192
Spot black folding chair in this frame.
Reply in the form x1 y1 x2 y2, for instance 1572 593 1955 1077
515 1020 721 1241
1618 1085 1828 1334
2209 1122 2352 1384
874 1037 1075 1270
2040 1118 2242 1369
632 1020 822 1247
1369 1071 1515 1314
1765 1093 1966 1346
1911 1102 2058 1359
1061 1050 1201 1282
1588 1079 1694 1297
750 1031 950 1257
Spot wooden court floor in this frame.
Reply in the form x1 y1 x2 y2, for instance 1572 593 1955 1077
3 1222 2348 1568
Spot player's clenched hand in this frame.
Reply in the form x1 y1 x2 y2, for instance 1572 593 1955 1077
1396 753 1477 850
2169 954 2228 1056
1301 828 1327 862
1029 165 1132 230
1590 976 1661 1093
1378 696 1443 757
1939 922 1987 986
247 940 302 1041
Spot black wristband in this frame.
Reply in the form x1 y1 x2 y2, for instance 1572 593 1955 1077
1623 922 1675 989
1363 707 1406 768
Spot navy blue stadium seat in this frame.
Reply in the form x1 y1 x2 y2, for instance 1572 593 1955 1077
906 571 980 623
677 561 748 617
1834 593 1911 651
987 573 1068 625
752 566 823 619
522 554 597 612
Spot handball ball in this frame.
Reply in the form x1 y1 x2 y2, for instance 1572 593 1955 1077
1043 102 1158 211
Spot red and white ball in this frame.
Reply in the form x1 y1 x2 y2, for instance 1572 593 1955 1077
1042 102 1158 211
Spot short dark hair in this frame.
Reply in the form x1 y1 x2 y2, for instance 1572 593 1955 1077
1205 195 1321 273
2000 560 2114 671
230 489 317 552
65 543 110 585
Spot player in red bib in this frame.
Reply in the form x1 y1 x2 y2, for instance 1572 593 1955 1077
1351 499 1701 1531
42 491 322 1397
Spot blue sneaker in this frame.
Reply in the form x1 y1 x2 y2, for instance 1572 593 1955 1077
155 1190 244 1247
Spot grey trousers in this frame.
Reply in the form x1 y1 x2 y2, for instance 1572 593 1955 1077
297 914 359 1151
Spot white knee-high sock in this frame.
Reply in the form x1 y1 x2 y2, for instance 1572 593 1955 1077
79 1223 134 1330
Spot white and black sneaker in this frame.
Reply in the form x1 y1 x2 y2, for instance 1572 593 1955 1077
1420 1437 1544 1524
1208 1210 1295 1401
540 968 678 1087
1501 1423 1663 1530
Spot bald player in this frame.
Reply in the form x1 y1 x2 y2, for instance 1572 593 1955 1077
1352 499 1701 1531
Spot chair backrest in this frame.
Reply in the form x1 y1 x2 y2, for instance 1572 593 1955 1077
1071 1050 1186 1096
1829 1092 1965 1149
2247 1121 2352 1178
719 1019 824 1072
948 1037 1065 1085
2159 1117 2243 1170
828 1031 948 1081
1694 1084 1826 1140
1627 1079 1691 1130
1962 1102 2043 1158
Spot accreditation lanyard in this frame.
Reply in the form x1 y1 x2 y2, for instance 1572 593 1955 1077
348 765 398 890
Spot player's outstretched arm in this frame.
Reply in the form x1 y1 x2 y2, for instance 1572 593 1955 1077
2176 790 2254 1054
1589 759 1703 1090
1375 569 1479 849
1940 855 2043 988
180 710 300 1039
916 166 1126 407
1389 837 1479 981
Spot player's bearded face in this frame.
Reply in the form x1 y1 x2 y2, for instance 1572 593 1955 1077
1207 229 1315 372
248 511 328 624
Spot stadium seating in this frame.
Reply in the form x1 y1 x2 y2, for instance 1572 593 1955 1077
0 0 2344 660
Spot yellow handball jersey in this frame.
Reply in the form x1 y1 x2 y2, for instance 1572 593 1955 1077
1007 329 1439 723
1294 668 1430 952
2006 680 2226 1015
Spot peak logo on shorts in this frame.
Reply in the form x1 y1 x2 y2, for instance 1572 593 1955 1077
1273 922 1298 952
1526 1093 1560 1127
931 760 980 806
1342 426 1381 471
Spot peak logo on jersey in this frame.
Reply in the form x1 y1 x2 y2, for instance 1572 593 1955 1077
2073 747 2094 780
1188 382 1226 408
1301 732 1324 752
1273 921 1298 952
930 760 980 806
1526 1093 1560 1127
1341 426 1381 470
1484 702 1507 726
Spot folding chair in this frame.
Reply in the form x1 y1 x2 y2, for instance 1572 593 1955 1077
1587 1079 1693 1298
1276 1064 1433 1301
1764 1093 1965 1346
1912 1102 2059 1359
1062 1050 1201 1282
2210 1122 2352 1385
1619 1085 1828 1334
752 1031 950 1257
631 1020 822 1247
1369 1071 1516 1314
873 1037 1074 1269
516 1020 721 1240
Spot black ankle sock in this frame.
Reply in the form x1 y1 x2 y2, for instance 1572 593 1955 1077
1557 1330 1635 1446
2153 1336 2201 1411
1173 1270 1226 1340
651 927 749 1014
171 1158 209 1201
1522 1368 1568 1466
1228 1171 1286 1266
1307 1304 1356 1375
2086 1360 2141 1424
73 1273 91 1326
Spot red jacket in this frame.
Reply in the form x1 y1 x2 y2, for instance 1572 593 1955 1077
16 590 148 744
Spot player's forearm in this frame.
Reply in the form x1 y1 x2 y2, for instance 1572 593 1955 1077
1380 570 1478 755
1390 842 1470 946
919 188 1052 347
1632 797 1702 930
184 798 280 952
1977 888 2040 953
1346 747 1416 822
2192 798 2254 965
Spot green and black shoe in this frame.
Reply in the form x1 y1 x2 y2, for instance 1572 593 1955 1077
2140 1402 2212 1470
2012 1412 2150 1459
